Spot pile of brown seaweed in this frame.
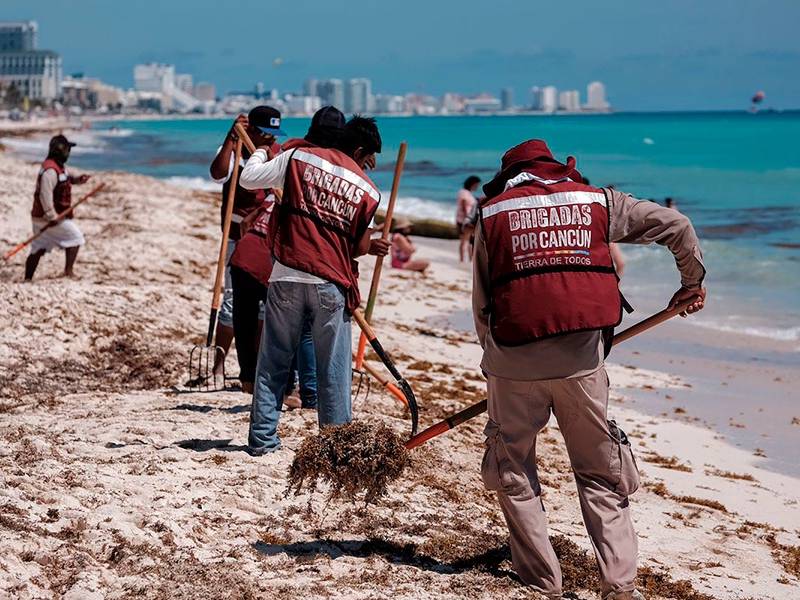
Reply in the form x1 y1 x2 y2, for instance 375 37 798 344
287 421 409 505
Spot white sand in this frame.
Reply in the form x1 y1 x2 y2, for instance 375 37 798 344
0 150 798 599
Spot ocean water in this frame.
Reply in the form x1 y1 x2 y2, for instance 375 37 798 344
5 112 799 348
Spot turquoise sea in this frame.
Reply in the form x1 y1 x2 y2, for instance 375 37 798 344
6 112 800 347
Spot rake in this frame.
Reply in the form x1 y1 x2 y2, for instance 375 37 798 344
404 296 701 449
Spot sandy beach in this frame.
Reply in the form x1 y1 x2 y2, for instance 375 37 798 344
1 141 799 599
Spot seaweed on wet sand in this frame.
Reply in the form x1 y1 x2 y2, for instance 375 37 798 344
287 421 409 505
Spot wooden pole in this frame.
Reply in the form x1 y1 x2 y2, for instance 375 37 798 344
355 142 408 369
206 138 242 346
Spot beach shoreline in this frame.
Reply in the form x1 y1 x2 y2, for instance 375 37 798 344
0 149 798 598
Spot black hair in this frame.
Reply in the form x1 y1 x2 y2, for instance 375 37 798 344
463 175 481 190
339 115 382 157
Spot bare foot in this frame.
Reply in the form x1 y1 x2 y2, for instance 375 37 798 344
62 271 79 279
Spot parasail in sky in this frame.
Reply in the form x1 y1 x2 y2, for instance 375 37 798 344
273 57 284 67
751 90 765 104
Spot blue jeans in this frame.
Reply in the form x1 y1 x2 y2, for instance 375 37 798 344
287 322 318 408
249 281 352 452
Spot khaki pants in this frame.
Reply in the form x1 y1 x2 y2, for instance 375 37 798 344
481 368 640 598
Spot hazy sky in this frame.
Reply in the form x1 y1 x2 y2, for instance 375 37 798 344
5 0 800 110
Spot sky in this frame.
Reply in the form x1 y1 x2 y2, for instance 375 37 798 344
4 0 800 111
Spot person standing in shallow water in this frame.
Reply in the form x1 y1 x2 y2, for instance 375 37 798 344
473 139 707 600
456 175 480 262
25 135 92 281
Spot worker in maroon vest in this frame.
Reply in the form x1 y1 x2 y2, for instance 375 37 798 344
239 116 389 455
207 106 284 381
230 106 346 399
25 134 91 281
473 140 706 600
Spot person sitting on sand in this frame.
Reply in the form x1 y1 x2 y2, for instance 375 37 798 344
239 115 390 455
456 175 480 262
205 106 285 383
25 134 92 281
230 107 346 400
390 217 429 274
474 139 706 600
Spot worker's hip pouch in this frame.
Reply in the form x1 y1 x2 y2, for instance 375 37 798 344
607 419 640 497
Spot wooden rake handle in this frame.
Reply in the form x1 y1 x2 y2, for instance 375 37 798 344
404 296 702 450
3 183 107 262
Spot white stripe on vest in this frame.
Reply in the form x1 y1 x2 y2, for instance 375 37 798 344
482 191 607 220
292 149 379 202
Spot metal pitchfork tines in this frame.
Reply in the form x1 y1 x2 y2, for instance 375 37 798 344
187 342 227 391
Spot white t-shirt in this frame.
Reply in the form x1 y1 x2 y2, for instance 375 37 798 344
240 148 325 284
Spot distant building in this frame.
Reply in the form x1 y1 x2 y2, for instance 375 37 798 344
558 89 580 112
134 63 175 93
175 73 193 95
317 78 344 110
303 78 318 98
0 21 61 102
254 81 265 98
464 94 502 114
61 75 126 111
531 86 557 112
586 81 609 111
193 82 216 102
501 87 514 110
405 93 438 115
287 95 322 115
374 94 405 114
441 93 464 113
133 63 199 113
345 78 372 114
0 21 37 51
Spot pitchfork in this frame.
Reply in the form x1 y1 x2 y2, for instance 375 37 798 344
188 135 244 390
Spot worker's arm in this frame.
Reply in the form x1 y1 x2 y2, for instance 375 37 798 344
471 221 491 347
39 169 59 221
608 189 706 313
69 173 91 185
239 149 291 191
210 115 247 182
355 228 391 257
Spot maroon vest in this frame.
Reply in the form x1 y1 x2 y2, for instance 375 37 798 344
272 147 380 311
220 142 280 240
480 173 622 345
32 159 72 218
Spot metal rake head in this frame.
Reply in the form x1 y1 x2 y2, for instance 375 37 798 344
352 368 372 403
187 344 226 391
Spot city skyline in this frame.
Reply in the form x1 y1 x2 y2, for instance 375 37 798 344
2 0 799 111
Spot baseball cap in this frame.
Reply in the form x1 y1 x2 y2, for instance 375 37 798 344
248 105 286 137
310 106 345 132
49 134 76 150
305 106 345 146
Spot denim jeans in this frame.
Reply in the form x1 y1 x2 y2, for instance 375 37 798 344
286 322 318 408
249 281 352 452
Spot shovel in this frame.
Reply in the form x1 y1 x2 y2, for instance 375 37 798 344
404 296 701 449
352 308 419 436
